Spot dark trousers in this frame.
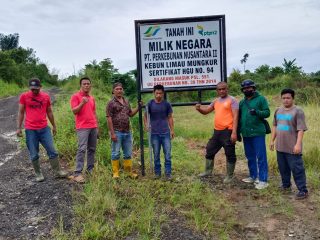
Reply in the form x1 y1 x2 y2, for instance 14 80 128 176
277 151 308 193
206 129 236 164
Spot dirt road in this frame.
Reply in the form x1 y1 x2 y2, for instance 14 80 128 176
0 90 73 240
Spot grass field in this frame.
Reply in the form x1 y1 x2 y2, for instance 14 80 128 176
53 90 320 239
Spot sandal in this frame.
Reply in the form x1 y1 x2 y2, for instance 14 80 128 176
68 174 85 183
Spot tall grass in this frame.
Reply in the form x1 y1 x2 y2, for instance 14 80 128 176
53 84 237 239
0 79 23 98
53 84 320 239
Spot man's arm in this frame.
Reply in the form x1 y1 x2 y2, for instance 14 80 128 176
195 104 214 115
129 101 143 117
293 130 304 154
256 97 270 119
107 116 117 142
16 104 25 137
72 97 88 114
269 126 277 151
143 112 148 131
47 105 57 136
168 113 174 139
231 108 239 143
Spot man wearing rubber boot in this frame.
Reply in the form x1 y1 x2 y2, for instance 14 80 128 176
195 82 239 183
17 78 68 182
106 82 141 179
70 77 99 183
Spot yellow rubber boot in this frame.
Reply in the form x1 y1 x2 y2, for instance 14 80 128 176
112 160 120 179
123 159 138 179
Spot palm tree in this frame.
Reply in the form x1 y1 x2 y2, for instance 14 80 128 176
240 53 249 72
282 58 301 74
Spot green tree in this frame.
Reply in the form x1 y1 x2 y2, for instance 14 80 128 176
0 33 19 50
270 66 284 78
254 64 270 80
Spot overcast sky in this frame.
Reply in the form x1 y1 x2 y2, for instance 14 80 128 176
1 0 319 78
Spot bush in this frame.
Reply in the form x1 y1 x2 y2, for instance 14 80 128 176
295 86 320 104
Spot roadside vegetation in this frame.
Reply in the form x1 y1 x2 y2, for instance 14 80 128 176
1 32 319 238
52 58 320 239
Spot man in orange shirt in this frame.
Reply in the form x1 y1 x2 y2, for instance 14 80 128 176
69 77 98 183
195 82 239 183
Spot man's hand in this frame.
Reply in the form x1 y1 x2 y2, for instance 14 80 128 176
16 129 23 137
195 104 201 111
249 109 257 115
111 133 117 142
96 128 100 139
269 141 275 151
230 132 237 143
144 124 149 132
52 126 57 136
170 130 175 139
138 101 144 109
293 143 302 154
81 97 89 105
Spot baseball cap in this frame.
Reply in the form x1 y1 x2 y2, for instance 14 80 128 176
29 78 41 89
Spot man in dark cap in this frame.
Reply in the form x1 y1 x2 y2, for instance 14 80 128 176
106 82 141 179
239 79 270 190
17 78 68 182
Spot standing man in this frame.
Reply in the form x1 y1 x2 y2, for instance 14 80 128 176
17 78 68 182
69 77 98 183
270 89 308 199
195 82 239 183
239 79 270 190
106 82 140 179
144 85 174 180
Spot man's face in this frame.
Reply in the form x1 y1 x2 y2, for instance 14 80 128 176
81 79 91 93
30 88 40 95
113 86 124 98
216 84 228 98
154 89 164 101
242 86 254 93
281 93 294 108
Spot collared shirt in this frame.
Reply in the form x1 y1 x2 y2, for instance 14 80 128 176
70 91 97 129
19 91 51 130
106 97 132 132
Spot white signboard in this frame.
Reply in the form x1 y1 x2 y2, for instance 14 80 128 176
136 16 226 91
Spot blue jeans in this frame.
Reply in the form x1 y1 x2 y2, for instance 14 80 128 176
243 136 268 182
111 131 132 160
277 151 308 192
151 133 171 176
25 126 58 161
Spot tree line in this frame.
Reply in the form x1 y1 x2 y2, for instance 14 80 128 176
0 33 58 86
1 32 319 104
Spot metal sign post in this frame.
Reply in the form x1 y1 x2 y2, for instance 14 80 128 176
135 15 227 176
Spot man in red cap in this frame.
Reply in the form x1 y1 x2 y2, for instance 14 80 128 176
17 78 68 182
